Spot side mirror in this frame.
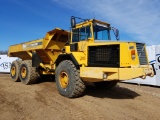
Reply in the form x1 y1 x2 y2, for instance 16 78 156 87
112 27 120 40
71 16 76 28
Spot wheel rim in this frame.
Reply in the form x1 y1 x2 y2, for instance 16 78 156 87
59 71 69 89
11 66 16 76
21 67 27 78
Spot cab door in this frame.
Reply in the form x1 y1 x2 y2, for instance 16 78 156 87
71 25 91 52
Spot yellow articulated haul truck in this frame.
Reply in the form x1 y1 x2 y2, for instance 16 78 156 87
8 16 154 98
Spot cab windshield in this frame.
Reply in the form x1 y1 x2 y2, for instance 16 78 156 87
93 23 110 40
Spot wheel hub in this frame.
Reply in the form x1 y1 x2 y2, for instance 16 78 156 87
21 67 27 78
11 66 16 76
59 71 69 89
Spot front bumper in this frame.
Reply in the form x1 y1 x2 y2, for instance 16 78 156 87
80 66 154 82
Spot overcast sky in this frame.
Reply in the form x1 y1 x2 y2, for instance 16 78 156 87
0 0 159 50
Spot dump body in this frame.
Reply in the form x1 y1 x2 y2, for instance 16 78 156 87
9 28 69 64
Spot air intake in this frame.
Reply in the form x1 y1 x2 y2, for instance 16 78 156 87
88 45 120 67
136 43 148 65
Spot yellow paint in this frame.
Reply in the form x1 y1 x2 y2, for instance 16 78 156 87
129 42 139 67
75 19 110 29
11 66 16 76
78 41 89 52
120 43 131 67
8 18 154 83
71 52 86 65
43 28 69 49
80 67 119 82
26 51 32 57
118 67 153 80
59 71 69 89
21 67 27 78
64 46 70 53
80 66 154 82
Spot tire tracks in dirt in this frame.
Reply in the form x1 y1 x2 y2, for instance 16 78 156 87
1 74 160 120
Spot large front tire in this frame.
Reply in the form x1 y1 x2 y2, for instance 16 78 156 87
19 60 39 85
55 60 86 98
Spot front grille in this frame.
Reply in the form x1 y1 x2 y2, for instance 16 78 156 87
88 45 119 67
136 43 148 65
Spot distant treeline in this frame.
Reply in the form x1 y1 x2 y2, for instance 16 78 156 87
0 50 8 55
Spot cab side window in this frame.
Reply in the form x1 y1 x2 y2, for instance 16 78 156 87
72 28 79 42
72 26 91 42
80 26 91 41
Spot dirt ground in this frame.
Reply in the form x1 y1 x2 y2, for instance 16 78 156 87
0 73 160 120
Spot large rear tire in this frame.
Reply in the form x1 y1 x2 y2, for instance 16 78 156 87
55 60 86 98
10 60 21 82
19 60 39 85
94 81 118 89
